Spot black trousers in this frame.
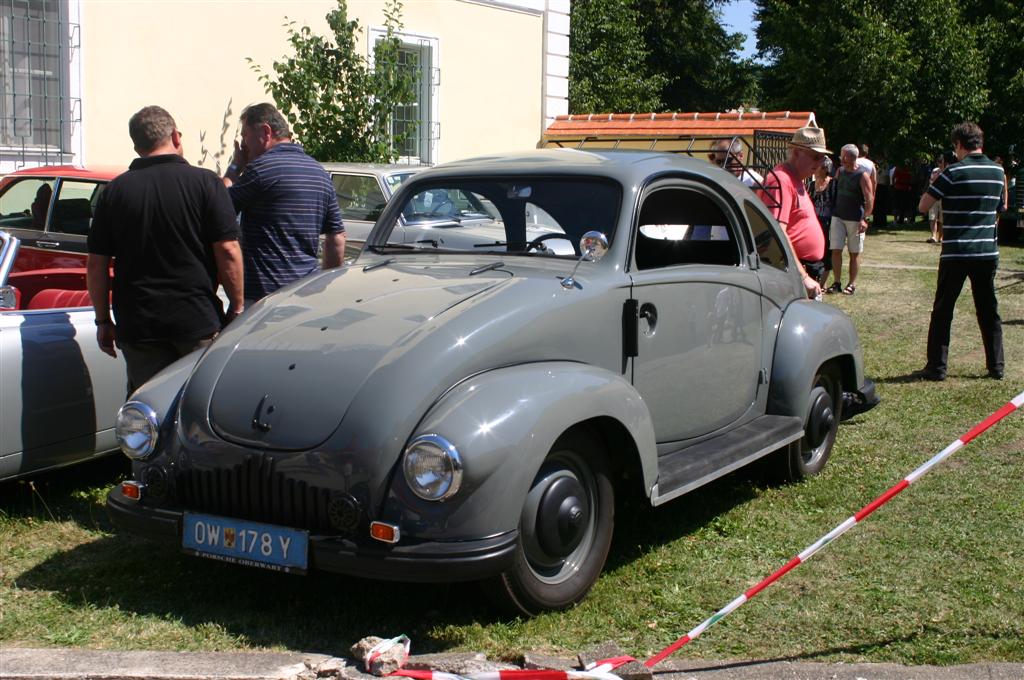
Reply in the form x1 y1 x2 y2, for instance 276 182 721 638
926 258 1003 375
120 334 216 396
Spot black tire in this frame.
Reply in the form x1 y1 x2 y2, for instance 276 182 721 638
781 367 843 482
485 431 614 616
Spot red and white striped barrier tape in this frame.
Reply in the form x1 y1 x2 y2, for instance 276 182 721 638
394 664 628 680
643 389 1024 668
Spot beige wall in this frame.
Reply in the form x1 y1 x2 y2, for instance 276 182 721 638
81 0 544 169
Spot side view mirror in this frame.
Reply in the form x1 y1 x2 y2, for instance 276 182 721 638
579 230 609 262
0 285 17 310
561 230 609 290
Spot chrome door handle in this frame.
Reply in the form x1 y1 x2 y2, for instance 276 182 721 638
36 240 60 248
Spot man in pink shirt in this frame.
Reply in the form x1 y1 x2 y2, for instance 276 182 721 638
758 125 830 299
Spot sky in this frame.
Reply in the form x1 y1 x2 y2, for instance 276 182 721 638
719 0 758 60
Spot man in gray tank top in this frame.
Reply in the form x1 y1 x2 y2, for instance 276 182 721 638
826 144 874 295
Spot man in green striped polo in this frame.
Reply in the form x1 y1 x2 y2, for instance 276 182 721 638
917 121 1004 381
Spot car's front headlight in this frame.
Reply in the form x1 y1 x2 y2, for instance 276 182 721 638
402 434 463 501
115 401 160 460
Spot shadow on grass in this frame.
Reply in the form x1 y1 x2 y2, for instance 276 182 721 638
14 531 501 655
606 467 765 571
10 454 776 647
880 371 999 384
0 455 130 530
651 632 923 673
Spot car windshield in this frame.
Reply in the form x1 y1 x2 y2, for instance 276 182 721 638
384 172 417 192
374 177 621 257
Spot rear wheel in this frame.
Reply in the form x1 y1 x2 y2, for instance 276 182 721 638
780 367 843 482
486 431 614 616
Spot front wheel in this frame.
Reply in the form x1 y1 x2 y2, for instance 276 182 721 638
781 367 843 482
485 431 614 616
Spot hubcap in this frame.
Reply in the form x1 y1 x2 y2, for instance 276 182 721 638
806 390 835 449
519 451 599 583
536 476 590 557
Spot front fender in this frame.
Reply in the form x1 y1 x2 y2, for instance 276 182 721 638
128 349 204 426
379 361 657 541
768 299 866 420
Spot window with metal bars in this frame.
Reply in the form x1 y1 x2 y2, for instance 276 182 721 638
392 45 422 160
383 35 438 165
0 0 70 154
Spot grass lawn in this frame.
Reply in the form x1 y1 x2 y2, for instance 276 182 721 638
2 222 1022 664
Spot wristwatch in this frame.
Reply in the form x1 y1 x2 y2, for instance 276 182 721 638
95 318 113 326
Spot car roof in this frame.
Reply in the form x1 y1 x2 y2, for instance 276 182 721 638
5 165 125 181
320 162 425 176
405 148 760 203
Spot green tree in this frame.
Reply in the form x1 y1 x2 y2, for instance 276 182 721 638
967 0 1024 155
249 0 415 162
569 0 667 113
755 0 988 162
637 0 760 111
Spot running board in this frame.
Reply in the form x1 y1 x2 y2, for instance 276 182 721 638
650 415 804 506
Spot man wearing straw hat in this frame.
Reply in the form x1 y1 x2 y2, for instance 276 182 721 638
758 123 830 299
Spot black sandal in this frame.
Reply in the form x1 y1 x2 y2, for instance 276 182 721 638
826 282 843 294
842 283 857 295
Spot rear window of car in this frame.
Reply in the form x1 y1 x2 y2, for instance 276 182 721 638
332 174 387 222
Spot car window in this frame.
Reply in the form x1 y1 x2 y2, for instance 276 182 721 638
332 174 388 222
378 178 620 256
0 178 55 230
744 200 788 271
50 180 104 236
634 187 740 269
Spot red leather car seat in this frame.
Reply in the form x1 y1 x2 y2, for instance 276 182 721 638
26 288 92 310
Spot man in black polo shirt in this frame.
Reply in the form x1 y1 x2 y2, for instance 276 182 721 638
917 121 1004 381
87 105 244 394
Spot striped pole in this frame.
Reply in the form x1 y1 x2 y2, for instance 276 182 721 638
644 389 1024 668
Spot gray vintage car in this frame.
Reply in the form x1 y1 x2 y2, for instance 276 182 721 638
107 149 877 614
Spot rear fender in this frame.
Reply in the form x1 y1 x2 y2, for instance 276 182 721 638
768 300 865 421
380 361 656 540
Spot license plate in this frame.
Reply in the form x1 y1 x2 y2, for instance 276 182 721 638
182 512 308 574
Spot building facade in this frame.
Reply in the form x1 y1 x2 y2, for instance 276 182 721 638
1 0 570 173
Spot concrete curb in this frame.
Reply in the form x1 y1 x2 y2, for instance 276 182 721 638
1 648 1022 680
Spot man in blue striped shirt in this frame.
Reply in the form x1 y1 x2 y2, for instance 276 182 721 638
917 121 1003 380
224 103 345 303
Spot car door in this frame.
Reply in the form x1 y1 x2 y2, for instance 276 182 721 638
0 176 55 271
628 180 765 443
0 304 125 479
35 178 105 269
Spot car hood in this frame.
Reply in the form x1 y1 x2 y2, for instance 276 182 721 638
198 263 509 451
